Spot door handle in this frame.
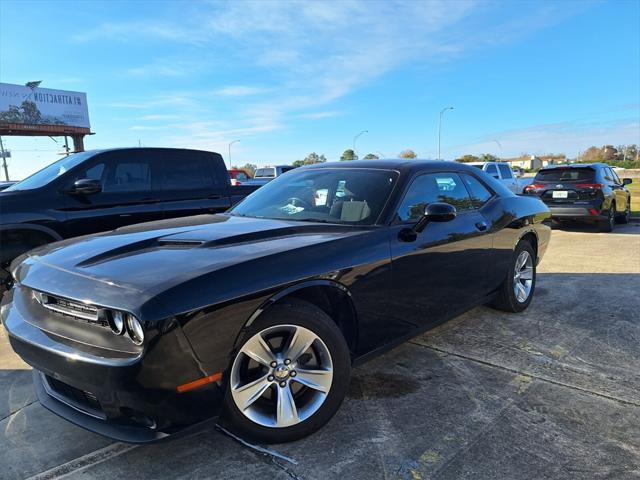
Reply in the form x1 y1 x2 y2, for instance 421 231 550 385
208 194 223 200
475 221 488 232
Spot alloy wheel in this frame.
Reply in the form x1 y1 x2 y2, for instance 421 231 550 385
230 324 333 428
513 250 534 303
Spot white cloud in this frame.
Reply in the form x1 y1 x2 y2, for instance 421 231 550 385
214 86 269 96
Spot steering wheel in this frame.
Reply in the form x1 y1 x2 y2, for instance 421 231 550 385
286 197 312 209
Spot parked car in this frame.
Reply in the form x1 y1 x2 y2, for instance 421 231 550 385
243 165 296 186
0 148 260 286
523 163 632 232
2 160 550 444
467 162 521 194
228 169 252 186
0 181 17 191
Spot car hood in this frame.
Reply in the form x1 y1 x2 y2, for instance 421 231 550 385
13 214 369 317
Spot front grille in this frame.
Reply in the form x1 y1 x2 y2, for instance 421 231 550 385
33 290 108 328
45 375 105 419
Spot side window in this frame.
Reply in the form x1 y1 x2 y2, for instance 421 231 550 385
497 164 512 179
602 167 613 182
610 168 621 184
161 153 214 190
461 174 493 208
82 163 105 182
485 164 498 177
102 161 152 192
396 172 473 222
236 172 249 181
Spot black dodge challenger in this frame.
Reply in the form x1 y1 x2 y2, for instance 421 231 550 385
1 160 550 444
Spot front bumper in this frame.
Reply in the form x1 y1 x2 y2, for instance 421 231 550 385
1 287 226 443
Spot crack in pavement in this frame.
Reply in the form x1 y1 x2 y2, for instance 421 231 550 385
0 400 38 423
24 443 138 480
409 341 640 408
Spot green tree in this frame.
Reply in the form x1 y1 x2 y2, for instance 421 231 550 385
398 149 417 159
293 152 327 167
340 149 357 161
233 163 257 176
479 153 499 162
455 154 480 163
363 153 379 160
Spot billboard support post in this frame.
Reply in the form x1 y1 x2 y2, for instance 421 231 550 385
0 136 9 181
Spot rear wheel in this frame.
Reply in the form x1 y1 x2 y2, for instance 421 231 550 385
598 205 615 232
489 239 536 313
221 300 350 443
616 200 631 224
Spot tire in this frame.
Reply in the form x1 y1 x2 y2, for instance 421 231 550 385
221 299 351 443
489 239 536 313
598 205 615 232
616 200 630 224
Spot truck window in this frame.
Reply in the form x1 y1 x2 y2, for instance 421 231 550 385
161 153 214 190
485 164 498 177
497 164 512 179
255 168 276 178
103 161 153 192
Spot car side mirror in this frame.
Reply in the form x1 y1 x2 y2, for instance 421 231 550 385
623 178 632 185
69 178 102 195
414 202 457 233
492 174 500 179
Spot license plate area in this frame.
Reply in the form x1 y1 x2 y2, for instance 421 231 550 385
552 190 569 199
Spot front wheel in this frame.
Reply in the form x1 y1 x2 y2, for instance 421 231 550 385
489 239 536 313
221 300 351 443
616 201 631 224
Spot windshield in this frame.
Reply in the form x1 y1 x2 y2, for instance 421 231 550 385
534 168 595 183
5 151 95 191
254 168 276 178
229 168 399 225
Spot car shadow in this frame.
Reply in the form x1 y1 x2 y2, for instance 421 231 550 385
550 220 640 234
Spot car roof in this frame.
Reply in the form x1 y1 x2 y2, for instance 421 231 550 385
78 147 222 156
302 159 477 175
540 163 606 169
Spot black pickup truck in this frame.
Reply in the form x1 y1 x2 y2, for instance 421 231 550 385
0 147 259 283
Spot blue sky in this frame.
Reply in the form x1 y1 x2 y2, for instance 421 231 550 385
1 0 639 179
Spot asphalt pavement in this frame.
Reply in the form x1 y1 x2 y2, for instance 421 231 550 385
1 222 639 479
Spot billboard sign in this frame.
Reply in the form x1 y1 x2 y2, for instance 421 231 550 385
0 83 90 129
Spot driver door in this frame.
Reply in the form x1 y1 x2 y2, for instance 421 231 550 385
387 171 493 334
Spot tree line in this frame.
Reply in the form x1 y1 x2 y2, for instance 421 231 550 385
233 144 640 176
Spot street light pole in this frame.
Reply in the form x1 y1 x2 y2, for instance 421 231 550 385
228 140 240 169
0 136 9 181
438 107 454 161
353 130 368 159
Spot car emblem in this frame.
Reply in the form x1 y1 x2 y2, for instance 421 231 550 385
556 184 563 188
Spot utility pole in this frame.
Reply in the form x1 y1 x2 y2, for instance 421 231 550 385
0 136 9 181
438 107 454 161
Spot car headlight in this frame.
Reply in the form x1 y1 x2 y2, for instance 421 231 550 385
125 314 145 345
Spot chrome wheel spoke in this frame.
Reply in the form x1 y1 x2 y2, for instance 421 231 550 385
234 375 271 410
293 368 332 393
242 334 276 367
276 384 299 427
519 266 534 280
516 282 527 302
284 327 316 362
